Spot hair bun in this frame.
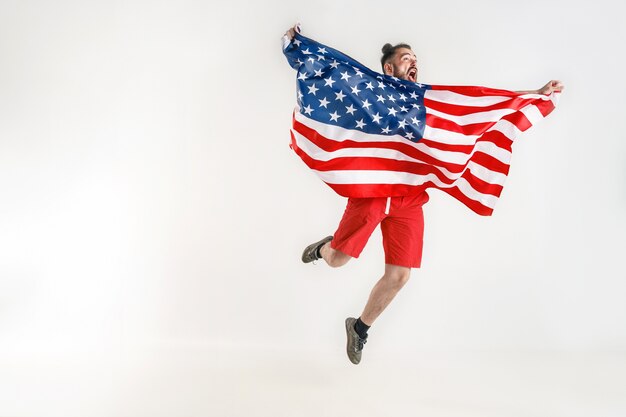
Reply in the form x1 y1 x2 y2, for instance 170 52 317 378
381 43 393 54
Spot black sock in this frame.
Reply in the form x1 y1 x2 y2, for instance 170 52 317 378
315 244 323 259
354 317 370 339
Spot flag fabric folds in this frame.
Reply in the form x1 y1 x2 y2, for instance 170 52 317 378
283 33 559 216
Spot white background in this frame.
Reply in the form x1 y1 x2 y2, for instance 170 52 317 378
1 0 625 415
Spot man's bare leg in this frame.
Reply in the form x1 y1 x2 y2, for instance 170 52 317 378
319 241 352 267
344 264 410 364
359 264 411 325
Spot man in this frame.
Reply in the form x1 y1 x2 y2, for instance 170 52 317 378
283 24 563 365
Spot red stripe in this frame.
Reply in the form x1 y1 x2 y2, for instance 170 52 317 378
535 99 556 117
429 85 518 97
418 138 475 153
329 183 428 198
470 151 510 175
426 113 497 136
461 167 504 196
424 96 537 116
501 111 532 132
328 182 493 216
441 186 494 215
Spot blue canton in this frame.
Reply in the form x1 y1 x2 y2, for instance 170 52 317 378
284 34 431 143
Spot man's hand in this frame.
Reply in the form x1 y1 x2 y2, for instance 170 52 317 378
283 23 301 41
537 80 564 95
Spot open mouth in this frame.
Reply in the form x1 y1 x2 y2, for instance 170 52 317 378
408 68 417 82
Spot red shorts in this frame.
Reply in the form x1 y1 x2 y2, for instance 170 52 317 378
330 192 429 268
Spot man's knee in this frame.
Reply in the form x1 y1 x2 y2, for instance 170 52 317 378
325 247 352 268
384 265 411 287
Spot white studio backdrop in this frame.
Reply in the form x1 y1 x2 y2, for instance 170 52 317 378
1 0 625 363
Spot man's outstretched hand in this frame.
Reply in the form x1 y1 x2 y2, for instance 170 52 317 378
281 23 301 50
538 80 564 95
517 80 564 95
284 23 301 41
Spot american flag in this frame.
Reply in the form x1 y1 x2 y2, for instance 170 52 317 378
283 33 559 216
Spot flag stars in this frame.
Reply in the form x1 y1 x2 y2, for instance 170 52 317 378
399 93 407 101
355 119 366 129
307 84 319 95
376 94 386 103
381 126 391 134
303 104 314 115
388 107 398 116
314 69 324 77
293 39 301 47
324 76 336 87
345 104 357 115
405 131 415 140
297 72 308 81
372 112 382 124
329 111 341 122
399 105 408 112
355 69 364 78
307 57 316 64
302 48 312 55
340 71 352 81
330 60 340 69
319 97 330 108
398 119 408 129
411 116 420 126
409 91 419 99
317 55 326 61
388 95 396 103
366 82 375 90
411 103 421 109
362 99 372 110
377 81 386 90
335 90 346 101
317 47 327 54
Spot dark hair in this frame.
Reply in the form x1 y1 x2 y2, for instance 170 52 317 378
380 43 412 71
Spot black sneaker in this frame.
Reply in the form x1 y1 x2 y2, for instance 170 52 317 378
345 317 367 365
301 236 333 263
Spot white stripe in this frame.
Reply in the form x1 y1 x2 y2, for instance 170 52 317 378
425 90 512 107
466 161 508 185
292 129 423 162
473 141 512 164
520 105 544 125
518 93 553 100
427 107 517 126
423 126 479 145
313 169 499 209
295 111 419 148
486 119 523 141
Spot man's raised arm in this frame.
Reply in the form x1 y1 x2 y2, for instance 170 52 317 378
517 80 565 95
